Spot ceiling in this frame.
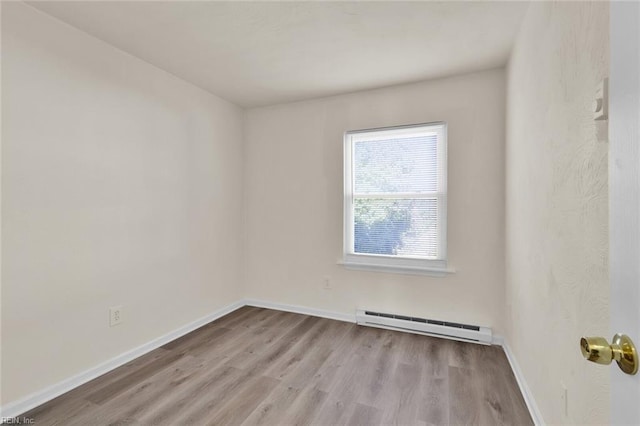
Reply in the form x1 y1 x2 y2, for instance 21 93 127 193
29 1 529 108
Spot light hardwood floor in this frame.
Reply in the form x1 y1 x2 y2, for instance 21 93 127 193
23 306 533 425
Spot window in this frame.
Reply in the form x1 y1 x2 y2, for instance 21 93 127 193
343 122 449 275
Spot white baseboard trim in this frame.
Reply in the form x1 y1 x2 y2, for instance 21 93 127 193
491 334 505 346
496 336 545 426
242 298 356 324
0 299 245 420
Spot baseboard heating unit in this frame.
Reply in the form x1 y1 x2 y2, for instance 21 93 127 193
356 310 492 345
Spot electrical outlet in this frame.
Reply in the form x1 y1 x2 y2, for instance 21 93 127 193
323 276 332 289
110 306 123 327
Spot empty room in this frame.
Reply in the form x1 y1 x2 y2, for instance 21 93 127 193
1 1 639 425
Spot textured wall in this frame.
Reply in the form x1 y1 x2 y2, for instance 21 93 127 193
506 2 609 424
2 3 244 404
244 68 506 334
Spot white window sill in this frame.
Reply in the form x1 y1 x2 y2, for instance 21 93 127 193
338 259 456 277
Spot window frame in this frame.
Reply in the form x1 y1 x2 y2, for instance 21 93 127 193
342 121 452 276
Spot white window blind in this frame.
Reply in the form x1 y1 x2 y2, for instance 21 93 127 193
343 122 448 274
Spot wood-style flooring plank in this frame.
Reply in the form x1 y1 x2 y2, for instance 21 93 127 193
379 362 424 425
47 348 171 406
205 375 280 426
262 318 337 381
208 306 263 329
358 330 404 407
66 355 205 426
309 397 351 426
241 384 303 426
148 365 247 426
21 395 99 426
449 365 482 425
83 349 187 405
20 307 533 426
135 363 241 425
274 386 328 426
280 343 333 390
415 374 449 426
347 403 384 426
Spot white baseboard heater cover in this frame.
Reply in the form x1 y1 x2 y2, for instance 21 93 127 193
356 310 492 345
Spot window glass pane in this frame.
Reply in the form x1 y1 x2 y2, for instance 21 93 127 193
353 198 438 259
354 135 438 194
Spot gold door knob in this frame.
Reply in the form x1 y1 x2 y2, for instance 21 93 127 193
580 334 638 375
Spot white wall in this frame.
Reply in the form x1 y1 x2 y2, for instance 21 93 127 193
1 2 244 405
506 2 609 424
244 68 506 333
